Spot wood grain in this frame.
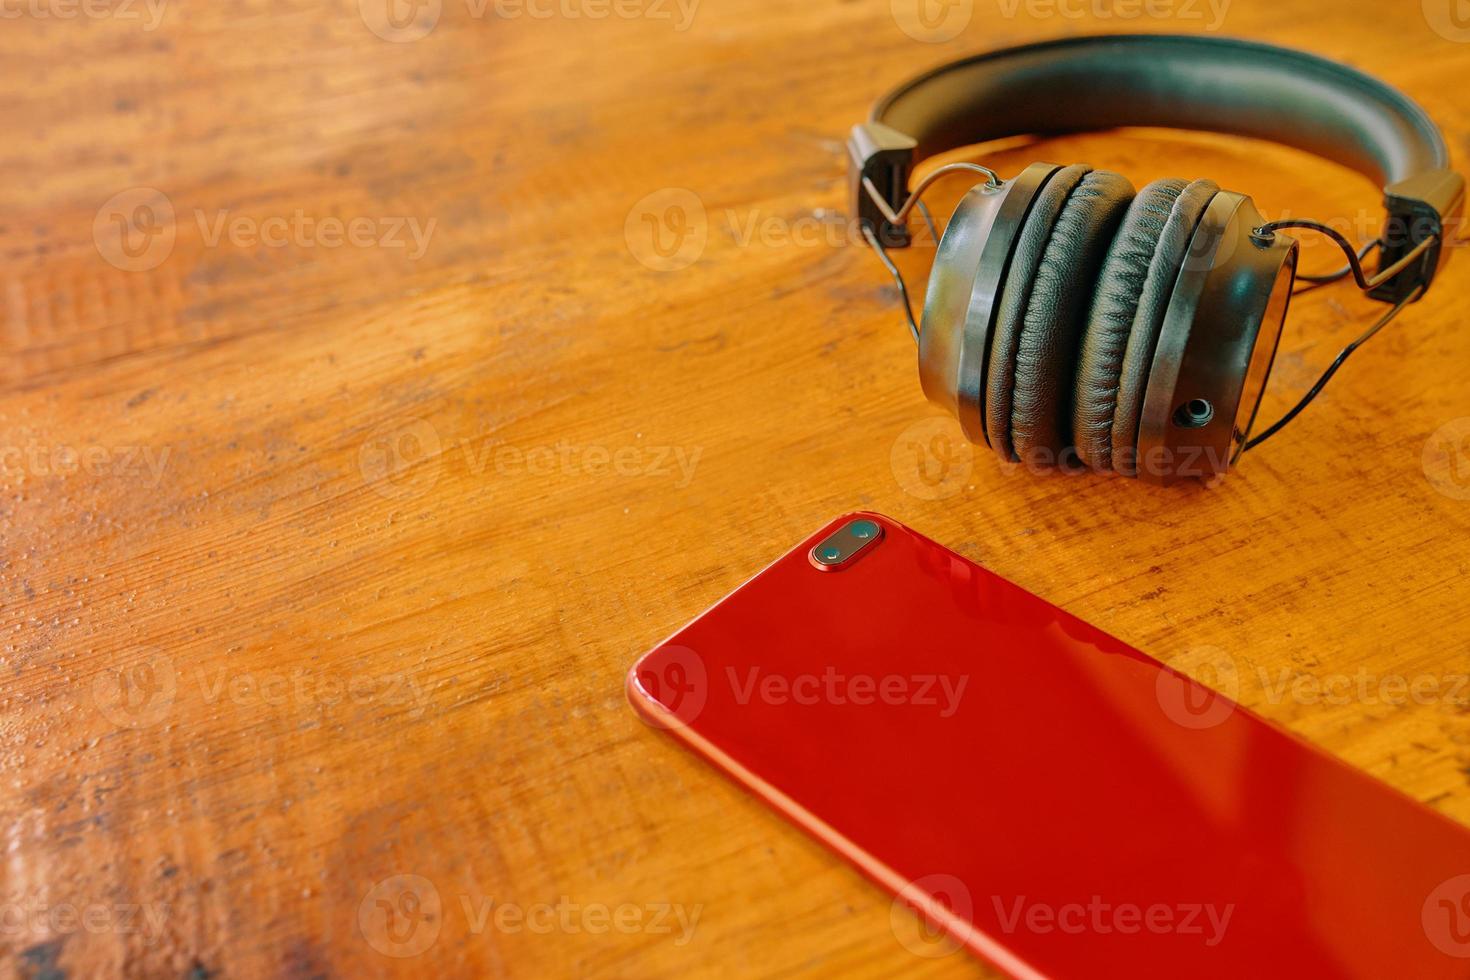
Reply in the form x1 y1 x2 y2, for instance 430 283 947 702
3 0 1470 976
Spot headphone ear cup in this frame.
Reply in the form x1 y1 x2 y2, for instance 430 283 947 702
985 165 1135 464
1074 178 1220 475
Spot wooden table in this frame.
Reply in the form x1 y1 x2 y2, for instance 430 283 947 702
5 0 1470 975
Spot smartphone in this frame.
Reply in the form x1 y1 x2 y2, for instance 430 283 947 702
627 512 1470 978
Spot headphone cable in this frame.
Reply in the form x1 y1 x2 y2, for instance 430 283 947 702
1245 283 1424 451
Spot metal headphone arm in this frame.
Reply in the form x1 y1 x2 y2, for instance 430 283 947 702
857 162 1003 343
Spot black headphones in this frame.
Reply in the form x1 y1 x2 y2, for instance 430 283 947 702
849 35 1463 484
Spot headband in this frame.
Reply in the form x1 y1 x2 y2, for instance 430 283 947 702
848 35 1462 298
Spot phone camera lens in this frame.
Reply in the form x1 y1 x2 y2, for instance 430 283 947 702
812 520 883 570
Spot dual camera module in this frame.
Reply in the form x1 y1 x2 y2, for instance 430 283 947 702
810 518 883 570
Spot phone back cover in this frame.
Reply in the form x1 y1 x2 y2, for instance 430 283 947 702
628 512 1470 978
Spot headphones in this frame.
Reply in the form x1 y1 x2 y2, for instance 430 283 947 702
849 35 1463 484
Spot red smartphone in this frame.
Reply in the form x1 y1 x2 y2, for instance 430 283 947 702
627 512 1470 978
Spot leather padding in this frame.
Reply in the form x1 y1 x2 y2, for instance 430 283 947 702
986 165 1135 462
1073 178 1186 471
986 165 1086 460
1110 178 1219 474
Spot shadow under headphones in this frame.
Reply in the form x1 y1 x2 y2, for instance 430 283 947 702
848 34 1464 485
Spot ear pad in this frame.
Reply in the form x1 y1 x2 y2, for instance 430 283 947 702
1074 178 1220 474
985 166 1135 463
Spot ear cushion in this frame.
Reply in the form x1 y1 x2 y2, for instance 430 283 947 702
1073 179 1188 471
1074 178 1220 474
986 166 1135 463
985 165 1087 461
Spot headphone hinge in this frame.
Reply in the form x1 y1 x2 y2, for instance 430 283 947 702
847 123 916 248
1372 169 1465 304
